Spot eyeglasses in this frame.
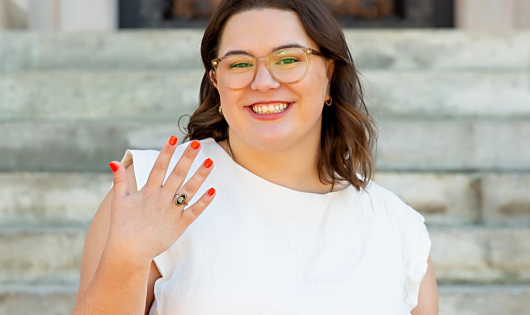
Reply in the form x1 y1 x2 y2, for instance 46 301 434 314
211 48 326 90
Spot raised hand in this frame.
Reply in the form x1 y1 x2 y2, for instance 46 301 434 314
106 137 215 266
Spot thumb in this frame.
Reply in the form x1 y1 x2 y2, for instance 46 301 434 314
109 161 129 199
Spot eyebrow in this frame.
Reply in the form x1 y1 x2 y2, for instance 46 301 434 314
220 43 306 58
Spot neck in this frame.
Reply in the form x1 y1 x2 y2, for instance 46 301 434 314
222 128 334 194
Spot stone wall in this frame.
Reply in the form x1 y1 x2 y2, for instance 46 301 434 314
456 0 530 30
0 0 117 31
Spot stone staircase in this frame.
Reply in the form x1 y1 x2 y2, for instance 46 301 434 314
1 30 529 314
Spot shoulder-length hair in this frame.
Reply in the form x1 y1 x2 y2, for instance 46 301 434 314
184 0 377 191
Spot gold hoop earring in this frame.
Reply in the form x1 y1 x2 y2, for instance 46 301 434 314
219 105 223 114
325 97 332 106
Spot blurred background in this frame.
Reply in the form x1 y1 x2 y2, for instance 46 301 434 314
1 0 529 314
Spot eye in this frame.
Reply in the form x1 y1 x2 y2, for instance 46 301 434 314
230 63 253 69
276 58 298 65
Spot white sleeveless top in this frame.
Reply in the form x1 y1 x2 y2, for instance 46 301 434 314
119 138 431 315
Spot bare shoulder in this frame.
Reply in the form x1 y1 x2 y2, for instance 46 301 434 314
75 160 161 315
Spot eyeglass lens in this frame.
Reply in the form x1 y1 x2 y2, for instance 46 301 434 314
217 49 308 89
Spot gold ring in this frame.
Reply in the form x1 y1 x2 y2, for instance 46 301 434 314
174 193 188 206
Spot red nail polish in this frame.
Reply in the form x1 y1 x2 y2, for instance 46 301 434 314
207 188 216 196
109 162 118 172
191 140 200 150
169 136 178 146
203 158 213 168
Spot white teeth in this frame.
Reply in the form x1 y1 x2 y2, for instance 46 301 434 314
251 103 290 114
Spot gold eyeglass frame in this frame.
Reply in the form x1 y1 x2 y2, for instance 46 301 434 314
211 48 326 90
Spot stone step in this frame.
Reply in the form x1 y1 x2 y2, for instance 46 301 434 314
0 71 201 121
1 71 529 120
430 227 530 285
0 228 86 285
1 226 530 285
0 284 78 315
375 172 530 228
376 119 530 171
2 172 529 228
1 119 528 172
1 30 529 72
364 71 530 119
437 285 530 315
1 284 530 315
0 173 109 228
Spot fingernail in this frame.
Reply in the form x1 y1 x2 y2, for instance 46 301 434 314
207 188 216 196
109 162 118 172
169 136 178 146
203 158 213 168
191 140 200 150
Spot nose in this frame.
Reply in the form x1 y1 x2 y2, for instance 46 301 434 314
250 58 281 91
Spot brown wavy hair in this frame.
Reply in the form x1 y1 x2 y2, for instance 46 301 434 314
183 0 377 191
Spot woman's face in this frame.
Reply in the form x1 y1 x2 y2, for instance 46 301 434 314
211 8 334 149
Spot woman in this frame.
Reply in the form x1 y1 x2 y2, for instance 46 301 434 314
73 0 438 314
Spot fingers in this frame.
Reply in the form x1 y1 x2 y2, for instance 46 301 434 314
180 187 216 227
144 136 179 192
165 157 214 204
109 161 129 199
161 140 202 195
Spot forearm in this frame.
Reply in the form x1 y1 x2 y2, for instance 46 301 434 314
72 243 151 315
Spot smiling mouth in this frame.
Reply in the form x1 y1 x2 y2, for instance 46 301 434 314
250 102 291 114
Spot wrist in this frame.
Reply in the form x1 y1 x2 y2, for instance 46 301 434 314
103 235 153 270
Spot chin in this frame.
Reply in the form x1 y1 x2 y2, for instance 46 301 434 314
244 130 296 148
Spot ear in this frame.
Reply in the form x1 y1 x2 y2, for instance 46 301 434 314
325 59 335 99
209 69 218 89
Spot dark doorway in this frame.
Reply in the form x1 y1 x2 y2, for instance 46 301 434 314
118 0 454 29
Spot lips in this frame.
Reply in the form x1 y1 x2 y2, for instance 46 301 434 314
245 102 294 120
